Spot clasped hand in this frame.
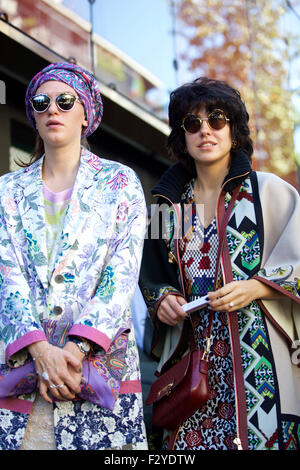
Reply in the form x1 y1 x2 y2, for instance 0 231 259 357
28 341 84 403
157 279 275 326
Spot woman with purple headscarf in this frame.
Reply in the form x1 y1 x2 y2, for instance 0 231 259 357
0 62 148 450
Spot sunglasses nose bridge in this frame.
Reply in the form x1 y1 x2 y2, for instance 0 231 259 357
46 97 60 113
199 117 212 133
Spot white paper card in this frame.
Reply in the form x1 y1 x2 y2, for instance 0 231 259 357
182 295 209 313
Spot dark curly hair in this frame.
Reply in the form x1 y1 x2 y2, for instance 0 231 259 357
167 77 253 175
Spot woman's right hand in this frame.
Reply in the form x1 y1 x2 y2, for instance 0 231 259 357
28 341 82 403
157 294 187 326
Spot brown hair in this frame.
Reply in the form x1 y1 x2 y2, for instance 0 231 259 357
167 77 253 175
16 135 90 168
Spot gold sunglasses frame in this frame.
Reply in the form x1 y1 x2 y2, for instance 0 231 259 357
181 109 230 133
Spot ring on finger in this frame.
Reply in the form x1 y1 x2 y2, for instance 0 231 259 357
229 301 234 308
49 383 64 389
41 371 50 381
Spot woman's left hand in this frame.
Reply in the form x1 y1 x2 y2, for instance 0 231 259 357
28 341 83 403
207 279 280 312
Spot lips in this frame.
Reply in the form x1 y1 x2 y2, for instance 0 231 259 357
46 120 63 127
198 141 216 149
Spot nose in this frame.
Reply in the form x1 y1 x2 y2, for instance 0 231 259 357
47 98 59 114
200 119 211 135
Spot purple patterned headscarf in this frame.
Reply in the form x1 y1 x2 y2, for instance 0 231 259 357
25 62 103 137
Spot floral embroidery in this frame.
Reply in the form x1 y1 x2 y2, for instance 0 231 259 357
95 266 115 302
24 230 39 253
0 408 29 450
217 402 235 421
185 430 203 449
116 201 129 222
54 395 147 450
107 172 129 190
62 273 75 283
87 154 103 172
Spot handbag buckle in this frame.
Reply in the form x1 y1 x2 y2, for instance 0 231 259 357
168 251 177 264
202 335 212 361
157 382 174 398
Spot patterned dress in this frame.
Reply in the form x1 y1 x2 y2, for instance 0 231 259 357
163 180 299 450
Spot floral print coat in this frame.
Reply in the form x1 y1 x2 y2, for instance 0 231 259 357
0 148 147 449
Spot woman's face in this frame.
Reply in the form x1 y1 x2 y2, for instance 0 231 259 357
33 80 88 149
184 106 232 170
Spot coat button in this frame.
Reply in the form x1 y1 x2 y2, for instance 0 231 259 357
54 274 64 283
53 306 63 315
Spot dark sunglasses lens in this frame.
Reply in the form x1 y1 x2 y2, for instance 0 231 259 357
32 95 50 112
208 112 227 129
57 94 76 110
183 115 200 133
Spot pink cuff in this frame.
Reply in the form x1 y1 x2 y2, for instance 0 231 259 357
5 330 47 364
119 380 142 394
0 397 33 414
68 324 112 353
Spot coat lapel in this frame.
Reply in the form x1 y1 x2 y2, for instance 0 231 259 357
16 158 49 290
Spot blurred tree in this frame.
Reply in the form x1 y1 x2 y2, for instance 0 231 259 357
174 0 299 187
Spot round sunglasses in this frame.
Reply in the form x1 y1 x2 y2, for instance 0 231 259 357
181 109 230 133
30 93 82 113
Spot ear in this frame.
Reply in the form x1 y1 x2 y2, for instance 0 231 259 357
81 117 88 133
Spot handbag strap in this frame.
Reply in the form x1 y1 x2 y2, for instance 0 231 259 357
189 184 241 356
218 190 248 450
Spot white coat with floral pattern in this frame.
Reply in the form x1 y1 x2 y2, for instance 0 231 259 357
0 147 148 450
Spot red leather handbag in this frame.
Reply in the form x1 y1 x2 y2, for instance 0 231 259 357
145 326 211 430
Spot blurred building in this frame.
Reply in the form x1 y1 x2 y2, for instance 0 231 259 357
0 0 171 204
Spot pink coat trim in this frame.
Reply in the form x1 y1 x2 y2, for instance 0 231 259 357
5 330 47 364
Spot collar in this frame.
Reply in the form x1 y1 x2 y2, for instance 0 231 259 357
17 146 103 194
151 151 252 203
